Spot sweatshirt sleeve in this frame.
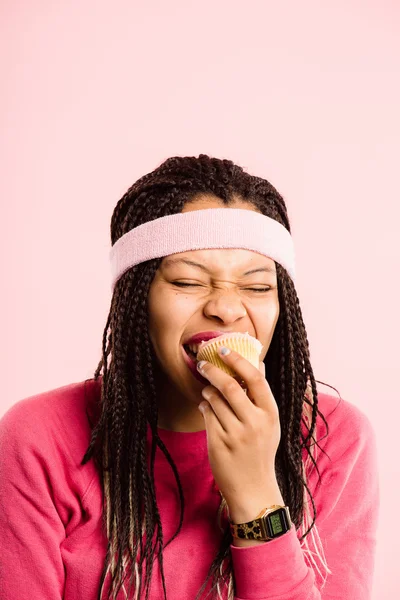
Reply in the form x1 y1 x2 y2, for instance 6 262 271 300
229 400 379 600
0 400 66 599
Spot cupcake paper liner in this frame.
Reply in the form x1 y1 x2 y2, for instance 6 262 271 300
196 332 263 379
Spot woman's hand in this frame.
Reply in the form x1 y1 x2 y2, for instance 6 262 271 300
197 346 284 524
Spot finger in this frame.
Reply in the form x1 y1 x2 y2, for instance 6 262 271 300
201 386 237 433
200 347 277 417
197 358 261 423
218 348 269 409
199 399 226 439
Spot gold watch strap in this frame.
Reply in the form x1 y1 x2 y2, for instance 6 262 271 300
229 505 291 541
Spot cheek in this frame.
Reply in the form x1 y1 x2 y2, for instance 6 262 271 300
148 289 192 336
258 296 279 321
257 301 280 344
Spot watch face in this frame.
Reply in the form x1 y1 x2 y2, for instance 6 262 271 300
266 508 290 538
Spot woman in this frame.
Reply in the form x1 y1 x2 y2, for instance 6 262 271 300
0 155 379 599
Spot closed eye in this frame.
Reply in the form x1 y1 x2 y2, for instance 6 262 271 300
172 282 272 292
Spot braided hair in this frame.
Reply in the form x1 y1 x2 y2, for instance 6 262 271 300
81 154 337 599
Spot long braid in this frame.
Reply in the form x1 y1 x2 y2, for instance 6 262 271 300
82 154 335 599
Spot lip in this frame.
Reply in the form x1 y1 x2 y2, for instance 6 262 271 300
183 330 233 346
181 345 209 384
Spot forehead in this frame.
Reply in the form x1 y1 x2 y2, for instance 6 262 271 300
161 249 277 274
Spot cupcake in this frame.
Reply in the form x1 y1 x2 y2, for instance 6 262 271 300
196 332 263 380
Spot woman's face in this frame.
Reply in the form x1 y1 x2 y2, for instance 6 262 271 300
147 196 280 410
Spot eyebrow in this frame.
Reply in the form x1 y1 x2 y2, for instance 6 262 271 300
162 257 276 276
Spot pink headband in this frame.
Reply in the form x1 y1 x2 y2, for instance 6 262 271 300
109 208 296 290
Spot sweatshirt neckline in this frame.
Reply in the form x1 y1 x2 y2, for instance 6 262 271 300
89 378 208 453
146 422 207 455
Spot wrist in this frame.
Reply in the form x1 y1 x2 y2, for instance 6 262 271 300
227 484 285 525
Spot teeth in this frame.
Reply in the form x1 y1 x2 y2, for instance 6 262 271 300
185 338 215 355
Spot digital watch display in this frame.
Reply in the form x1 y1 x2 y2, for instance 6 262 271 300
230 505 292 541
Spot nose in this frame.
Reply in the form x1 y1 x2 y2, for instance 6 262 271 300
203 289 248 323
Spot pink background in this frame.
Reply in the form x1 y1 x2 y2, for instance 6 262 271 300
1 1 399 597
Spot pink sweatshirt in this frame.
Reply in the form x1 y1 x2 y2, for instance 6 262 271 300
0 378 379 599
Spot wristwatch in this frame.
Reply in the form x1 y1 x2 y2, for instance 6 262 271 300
229 504 292 541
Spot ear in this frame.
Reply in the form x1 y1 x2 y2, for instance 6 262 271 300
259 360 266 377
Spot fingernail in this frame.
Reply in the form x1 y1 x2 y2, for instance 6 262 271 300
197 361 207 371
219 346 231 356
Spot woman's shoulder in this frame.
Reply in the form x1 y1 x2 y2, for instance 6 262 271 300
0 377 100 433
0 378 101 483
317 388 374 432
313 388 376 462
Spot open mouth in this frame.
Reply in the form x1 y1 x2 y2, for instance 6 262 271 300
183 345 198 363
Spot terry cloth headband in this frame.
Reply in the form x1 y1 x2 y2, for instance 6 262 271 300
109 208 296 290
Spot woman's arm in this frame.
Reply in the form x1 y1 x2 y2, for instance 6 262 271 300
0 401 66 599
229 402 379 599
